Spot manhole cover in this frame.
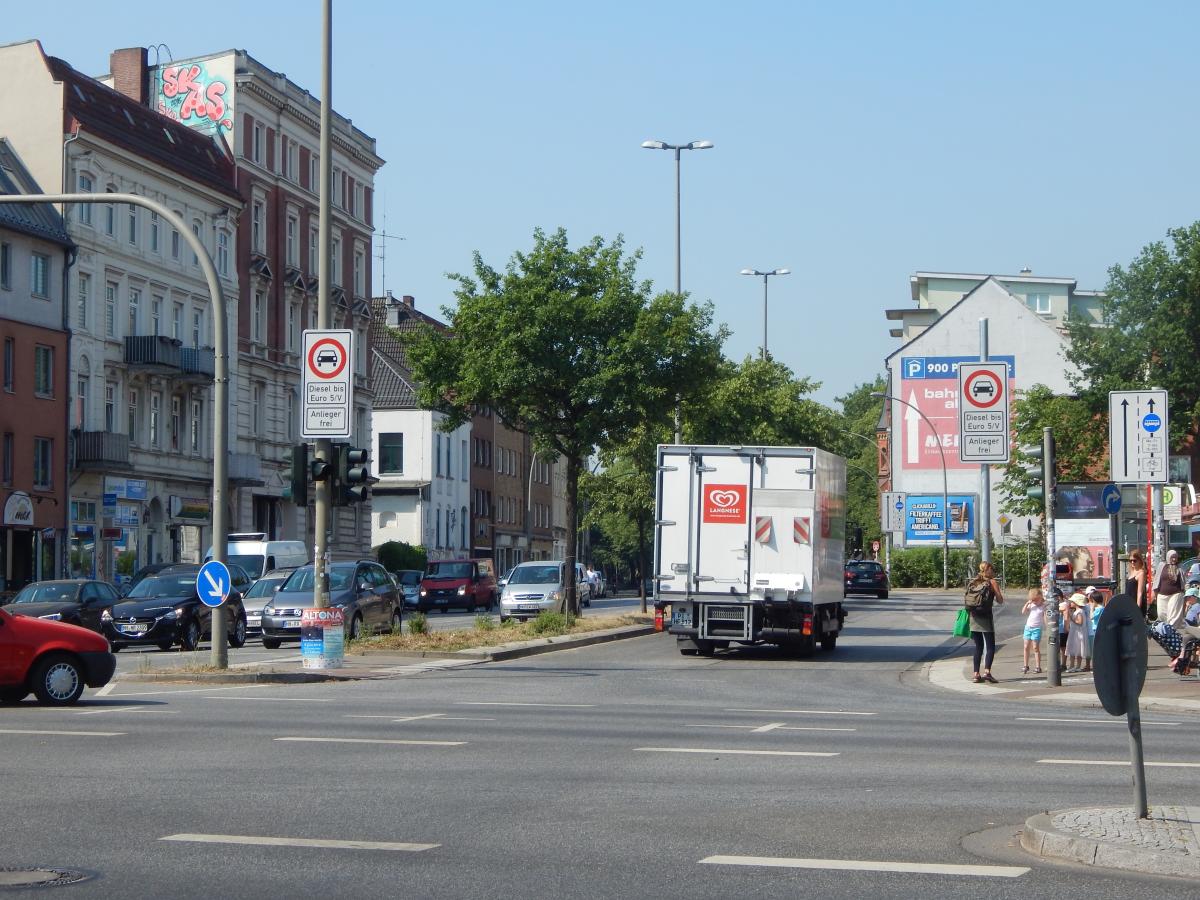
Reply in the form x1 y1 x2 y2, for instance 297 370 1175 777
0 868 91 889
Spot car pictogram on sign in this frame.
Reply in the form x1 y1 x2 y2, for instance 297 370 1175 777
971 380 994 398
316 349 339 368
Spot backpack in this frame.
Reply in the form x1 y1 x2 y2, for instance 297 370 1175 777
964 579 993 610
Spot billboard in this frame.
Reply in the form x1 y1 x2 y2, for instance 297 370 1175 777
904 494 977 546
1054 483 1114 580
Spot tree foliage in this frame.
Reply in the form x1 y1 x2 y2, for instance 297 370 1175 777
834 377 886 554
375 541 427 573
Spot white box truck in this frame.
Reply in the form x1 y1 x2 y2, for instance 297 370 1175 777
654 444 847 656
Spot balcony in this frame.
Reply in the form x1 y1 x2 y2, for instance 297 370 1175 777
179 346 215 382
124 335 182 371
72 430 131 470
228 451 265 487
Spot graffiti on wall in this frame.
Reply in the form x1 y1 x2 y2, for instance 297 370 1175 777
154 62 233 133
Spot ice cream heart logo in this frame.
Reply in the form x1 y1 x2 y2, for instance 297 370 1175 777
710 490 738 508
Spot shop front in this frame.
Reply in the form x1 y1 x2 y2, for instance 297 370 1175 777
2 491 62 594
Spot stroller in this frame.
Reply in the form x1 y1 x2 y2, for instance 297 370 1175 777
1148 620 1200 675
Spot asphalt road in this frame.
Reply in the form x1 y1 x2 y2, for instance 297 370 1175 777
4 590 1198 898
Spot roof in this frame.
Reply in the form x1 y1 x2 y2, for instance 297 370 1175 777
0 139 72 247
909 270 1078 305
45 54 239 201
369 296 449 410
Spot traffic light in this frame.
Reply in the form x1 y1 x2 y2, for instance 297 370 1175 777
283 443 309 506
311 446 334 485
1019 431 1056 506
339 446 371 505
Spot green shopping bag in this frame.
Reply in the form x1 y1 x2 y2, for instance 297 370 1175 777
953 608 971 638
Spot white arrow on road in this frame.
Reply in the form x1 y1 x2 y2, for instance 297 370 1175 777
204 569 226 599
905 390 921 465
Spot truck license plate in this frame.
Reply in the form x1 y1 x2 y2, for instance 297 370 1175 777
671 609 692 627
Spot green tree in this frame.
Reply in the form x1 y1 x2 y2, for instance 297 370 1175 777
375 540 427 573
406 228 726 614
835 377 886 556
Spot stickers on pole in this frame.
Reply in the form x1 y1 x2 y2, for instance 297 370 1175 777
1108 390 1168 483
302 329 353 439
957 362 1010 463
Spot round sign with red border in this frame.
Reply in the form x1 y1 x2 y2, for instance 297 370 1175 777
963 369 1003 408
307 338 348 380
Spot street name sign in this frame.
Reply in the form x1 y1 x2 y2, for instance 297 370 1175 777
302 329 354 439
957 361 1010 463
197 560 231 608
1109 390 1167 483
881 491 905 533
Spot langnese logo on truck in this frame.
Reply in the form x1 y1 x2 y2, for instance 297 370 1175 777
702 484 748 524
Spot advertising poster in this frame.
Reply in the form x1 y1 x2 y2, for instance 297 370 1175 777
904 494 977 546
898 355 1016 471
1054 483 1114 580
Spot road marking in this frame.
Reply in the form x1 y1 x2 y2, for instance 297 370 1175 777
1017 716 1180 726
94 683 116 697
1039 759 1200 768
700 855 1028 878
455 701 595 708
725 708 876 717
686 724 856 733
635 747 838 757
205 696 332 702
160 833 437 852
102 684 277 698
0 729 125 737
275 737 465 746
76 706 179 716
229 655 302 669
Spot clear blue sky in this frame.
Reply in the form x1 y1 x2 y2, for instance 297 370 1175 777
10 1 1200 404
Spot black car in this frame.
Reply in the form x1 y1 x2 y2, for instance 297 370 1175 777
102 564 251 651
121 562 178 597
261 560 401 648
3 579 120 633
844 560 889 598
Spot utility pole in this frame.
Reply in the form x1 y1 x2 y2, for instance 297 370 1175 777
1043 427 1060 687
979 318 991 566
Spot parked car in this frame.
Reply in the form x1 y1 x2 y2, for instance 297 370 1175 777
497 568 514 592
393 569 423 609
121 562 176 597
844 559 889 598
0 605 116 705
3 579 120 633
102 565 250 651
418 559 496 613
239 569 294 635
499 561 589 622
260 560 402 648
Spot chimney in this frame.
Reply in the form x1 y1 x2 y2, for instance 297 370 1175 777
402 294 415 308
110 47 150 105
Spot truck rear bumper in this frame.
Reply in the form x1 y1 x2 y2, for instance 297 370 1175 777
667 598 843 644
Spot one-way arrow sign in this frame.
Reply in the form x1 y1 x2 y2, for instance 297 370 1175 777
197 560 232 608
1109 390 1168 484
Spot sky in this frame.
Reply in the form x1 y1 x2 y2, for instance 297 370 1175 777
10 1 1200 405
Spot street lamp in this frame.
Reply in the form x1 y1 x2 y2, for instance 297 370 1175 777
739 268 790 359
642 138 714 442
871 390 950 589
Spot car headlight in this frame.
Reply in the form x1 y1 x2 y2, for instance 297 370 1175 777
457 585 467 596
39 613 63 621
419 588 428 597
102 608 113 621
550 590 562 602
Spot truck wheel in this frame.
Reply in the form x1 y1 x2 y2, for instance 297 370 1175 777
821 634 838 651
714 640 730 650
695 639 716 656
679 647 698 656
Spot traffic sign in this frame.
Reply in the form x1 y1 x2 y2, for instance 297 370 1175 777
957 362 1010 463
1109 390 1168 483
197 560 231 608
302 329 354 439
1101 483 1122 516
880 491 905 533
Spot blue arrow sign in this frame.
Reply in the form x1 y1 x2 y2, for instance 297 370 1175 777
197 560 231 608
1101 483 1122 516
1142 412 1162 433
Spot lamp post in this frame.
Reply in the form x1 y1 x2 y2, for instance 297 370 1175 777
641 138 713 442
872 391 949 589
739 268 790 359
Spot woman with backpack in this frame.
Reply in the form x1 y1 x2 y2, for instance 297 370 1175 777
965 561 1005 683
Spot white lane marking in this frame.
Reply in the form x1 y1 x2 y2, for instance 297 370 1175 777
700 855 1028 878
229 655 302 669
76 706 179 716
751 723 786 733
204 696 332 702
0 729 125 737
160 833 437 852
345 714 496 722
725 708 876 717
1018 716 1180 726
1039 759 1200 768
275 737 465 746
94 683 116 697
455 701 595 708
102 683 278 698
635 747 838 757
686 724 857 733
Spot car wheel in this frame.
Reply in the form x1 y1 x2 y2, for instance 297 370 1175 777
31 653 85 706
180 618 202 651
390 610 402 632
110 643 123 652
0 686 29 703
157 641 174 652
347 614 362 641
229 614 247 649
499 616 509 624
262 637 282 650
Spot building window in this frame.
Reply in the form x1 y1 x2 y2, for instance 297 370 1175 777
1027 292 1051 315
104 188 116 236
286 215 298 266
75 374 89 428
128 288 140 337
355 407 366 444
150 390 161 447
435 433 442 477
1 433 11 485
77 174 93 225
76 273 90 328
173 302 183 340
34 346 53 397
436 508 442 549
105 282 117 337
190 399 201 452
31 253 50 297
3 337 13 391
287 304 297 352
171 223 180 260
355 184 365 221
380 433 403 474
309 153 319 192
332 168 342 207
33 438 52 490
191 220 201 266
104 382 116 431
151 295 163 335
192 309 203 348
171 396 181 449
217 230 230 276
252 382 264 432
127 387 138 443
252 122 264 164
0 242 10 290
127 204 138 245
332 237 341 285
286 389 296 441
150 211 160 253
353 249 364 297
309 228 318 274
287 141 298 182
461 440 468 480
253 291 265 343
252 201 264 253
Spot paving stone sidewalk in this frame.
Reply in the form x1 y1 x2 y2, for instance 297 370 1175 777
1022 806 1200 877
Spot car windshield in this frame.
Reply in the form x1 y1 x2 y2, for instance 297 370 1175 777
426 562 472 579
227 554 265 576
127 575 196 599
396 571 422 586
11 583 77 604
280 566 353 593
509 565 561 585
243 576 285 599
847 562 882 573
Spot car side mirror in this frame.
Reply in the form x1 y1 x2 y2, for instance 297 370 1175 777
359 580 371 592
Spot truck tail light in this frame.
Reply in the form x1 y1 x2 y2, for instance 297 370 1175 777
654 607 664 632
802 614 813 636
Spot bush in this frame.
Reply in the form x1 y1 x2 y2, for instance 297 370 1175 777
474 614 495 631
528 611 575 636
888 548 978 588
407 612 428 635
376 541 427 574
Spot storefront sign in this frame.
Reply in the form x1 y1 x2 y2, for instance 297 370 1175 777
102 492 117 515
113 503 140 527
3 491 33 526
170 496 212 521
100 527 123 540
104 477 148 501
74 525 95 538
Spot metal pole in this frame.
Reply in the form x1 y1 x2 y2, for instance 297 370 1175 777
672 147 682 444
762 274 768 360
1118 613 1149 817
979 318 991 566
1151 485 1166 578
313 0 334 611
1044 426 1060 687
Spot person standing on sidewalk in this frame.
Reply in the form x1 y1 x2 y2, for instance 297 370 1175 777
1154 549 1186 627
1126 549 1148 617
965 561 1004 683
1064 593 1088 672
1021 588 1044 675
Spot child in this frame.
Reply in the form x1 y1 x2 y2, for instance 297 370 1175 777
1065 593 1089 672
1085 587 1104 672
1021 589 1044 675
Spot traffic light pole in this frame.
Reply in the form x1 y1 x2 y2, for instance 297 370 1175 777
313 0 333 611
1043 426 1061 687
979 318 991 566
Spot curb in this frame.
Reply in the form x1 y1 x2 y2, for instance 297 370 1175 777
119 669 342 684
1021 810 1200 878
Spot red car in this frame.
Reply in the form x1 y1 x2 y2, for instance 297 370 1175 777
0 606 116 705
418 559 496 613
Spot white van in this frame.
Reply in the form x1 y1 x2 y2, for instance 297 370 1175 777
205 533 308 580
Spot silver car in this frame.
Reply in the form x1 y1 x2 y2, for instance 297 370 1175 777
238 569 293 634
499 561 588 622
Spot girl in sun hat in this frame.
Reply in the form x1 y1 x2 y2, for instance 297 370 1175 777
1064 593 1088 672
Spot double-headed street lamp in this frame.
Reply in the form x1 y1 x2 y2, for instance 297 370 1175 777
642 138 713 442
739 267 790 359
871 390 949 589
